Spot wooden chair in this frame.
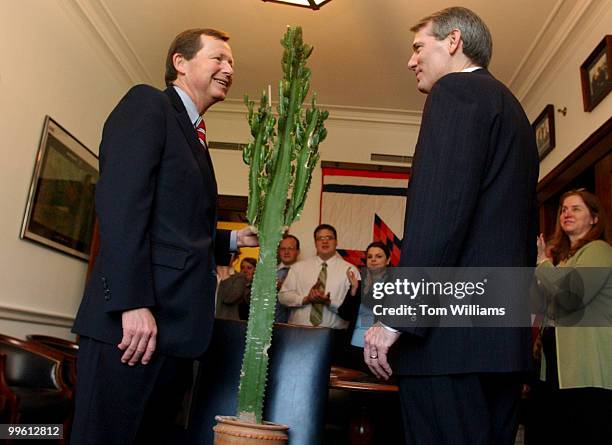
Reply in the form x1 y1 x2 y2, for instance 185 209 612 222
26 335 78 388
0 354 18 423
0 334 73 441
26 335 78 357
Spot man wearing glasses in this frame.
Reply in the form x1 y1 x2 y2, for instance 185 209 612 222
279 224 359 329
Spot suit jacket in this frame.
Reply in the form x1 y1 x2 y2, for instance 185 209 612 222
394 69 538 375
73 85 230 359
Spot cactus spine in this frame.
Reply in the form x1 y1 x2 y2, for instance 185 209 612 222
237 26 328 424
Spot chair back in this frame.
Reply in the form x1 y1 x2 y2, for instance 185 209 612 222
0 334 62 390
188 319 333 445
27 335 78 357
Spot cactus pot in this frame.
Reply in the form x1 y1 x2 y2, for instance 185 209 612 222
213 415 289 445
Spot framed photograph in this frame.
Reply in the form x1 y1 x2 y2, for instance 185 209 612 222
580 35 612 112
532 104 555 161
20 116 99 261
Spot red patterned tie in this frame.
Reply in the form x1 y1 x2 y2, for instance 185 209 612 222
195 116 207 149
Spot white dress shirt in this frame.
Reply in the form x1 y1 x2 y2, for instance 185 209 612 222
279 253 360 329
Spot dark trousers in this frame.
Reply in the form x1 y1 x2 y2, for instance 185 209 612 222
71 337 192 445
398 373 522 445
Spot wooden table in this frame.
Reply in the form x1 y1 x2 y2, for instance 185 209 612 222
329 366 400 444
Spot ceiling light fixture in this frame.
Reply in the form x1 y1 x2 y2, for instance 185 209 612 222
261 0 332 11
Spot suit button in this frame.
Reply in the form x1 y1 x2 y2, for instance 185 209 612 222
104 290 111 300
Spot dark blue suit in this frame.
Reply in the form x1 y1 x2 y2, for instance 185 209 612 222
394 69 538 444
72 85 230 444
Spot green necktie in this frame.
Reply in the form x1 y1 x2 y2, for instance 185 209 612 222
310 262 327 326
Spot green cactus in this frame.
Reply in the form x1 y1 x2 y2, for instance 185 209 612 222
237 26 328 424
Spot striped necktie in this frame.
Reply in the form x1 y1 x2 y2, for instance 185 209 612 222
310 262 327 326
194 116 207 149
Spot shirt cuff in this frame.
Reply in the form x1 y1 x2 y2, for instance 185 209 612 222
230 230 238 252
377 321 399 333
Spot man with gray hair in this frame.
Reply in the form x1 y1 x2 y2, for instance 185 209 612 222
364 7 538 444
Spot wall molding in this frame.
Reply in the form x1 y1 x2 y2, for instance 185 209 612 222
212 99 422 126
63 0 422 127
65 0 153 85
0 304 75 328
65 0 600 127
511 0 596 103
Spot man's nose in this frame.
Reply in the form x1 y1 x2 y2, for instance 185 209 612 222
407 54 417 71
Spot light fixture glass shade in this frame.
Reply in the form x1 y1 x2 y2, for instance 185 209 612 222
261 0 332 10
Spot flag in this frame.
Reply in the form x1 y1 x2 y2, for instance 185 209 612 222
320 167 409 267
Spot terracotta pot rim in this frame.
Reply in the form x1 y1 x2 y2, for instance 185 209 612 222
215 415 289 431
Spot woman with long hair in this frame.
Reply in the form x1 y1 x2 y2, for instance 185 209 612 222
534 189 612 443
339 241 391 370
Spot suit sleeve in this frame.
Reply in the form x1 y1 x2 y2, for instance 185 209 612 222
96 85 166 313
215 229 232 266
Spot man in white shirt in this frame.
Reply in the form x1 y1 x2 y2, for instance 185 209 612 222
279 224 360 329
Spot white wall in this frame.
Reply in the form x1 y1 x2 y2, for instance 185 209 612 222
0 0 134 339
517 0 612 179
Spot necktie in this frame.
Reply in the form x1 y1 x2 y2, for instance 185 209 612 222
310 262 327 326
195 116 207 149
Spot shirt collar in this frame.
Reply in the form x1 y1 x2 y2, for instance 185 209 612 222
461 66 483 73
316 253 339 265
173 85 200 125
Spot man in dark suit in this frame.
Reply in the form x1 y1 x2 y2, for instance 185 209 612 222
71 28 256 444
364 7 538 445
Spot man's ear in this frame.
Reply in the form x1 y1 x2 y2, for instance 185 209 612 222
172 53 186 75
448 29 462 55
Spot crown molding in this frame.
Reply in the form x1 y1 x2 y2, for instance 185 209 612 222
63 0 422 126
510 0 596 102
64 0 153 85
211 98 422 126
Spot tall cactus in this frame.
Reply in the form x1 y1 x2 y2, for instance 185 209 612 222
237 26 328 424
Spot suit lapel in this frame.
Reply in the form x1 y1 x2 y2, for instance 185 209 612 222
164 87 218 194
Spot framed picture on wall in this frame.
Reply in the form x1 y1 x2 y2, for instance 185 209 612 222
580 35 612 112
532 104 555 161
20 116 99 260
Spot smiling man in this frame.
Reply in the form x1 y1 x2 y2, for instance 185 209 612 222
363 7 539 445
71 29 257 444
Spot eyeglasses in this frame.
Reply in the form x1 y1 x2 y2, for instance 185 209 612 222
279 247 297 251
315 236 335 241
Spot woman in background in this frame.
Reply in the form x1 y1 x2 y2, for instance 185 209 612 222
339 241 391 371
533 189 612 444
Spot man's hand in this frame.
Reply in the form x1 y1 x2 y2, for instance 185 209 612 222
313 292 331 305
118 308 157 366
303 288 331 305
237 226 259 248
364 324 400 380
